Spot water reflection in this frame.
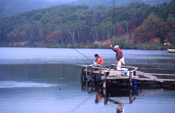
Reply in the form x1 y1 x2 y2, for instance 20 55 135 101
81 79 170 113
0 63 175 113
0 64 81 83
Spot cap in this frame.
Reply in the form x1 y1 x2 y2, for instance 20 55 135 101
114 45 119 49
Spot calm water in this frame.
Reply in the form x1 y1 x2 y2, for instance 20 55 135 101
0 47 175 113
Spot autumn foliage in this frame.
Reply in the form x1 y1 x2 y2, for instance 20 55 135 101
134 14 164 43
165 15 175 44
117 27 125 37
46 31 61 43
0 1 175 48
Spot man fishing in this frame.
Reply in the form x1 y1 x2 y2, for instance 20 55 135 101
110 44 125 71
93 54 104 67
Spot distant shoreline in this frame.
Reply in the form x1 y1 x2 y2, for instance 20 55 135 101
0 45 173 50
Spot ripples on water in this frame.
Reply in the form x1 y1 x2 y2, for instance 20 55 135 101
0 81 59 88
0 47 175 113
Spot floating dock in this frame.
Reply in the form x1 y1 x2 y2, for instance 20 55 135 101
81 64 175 89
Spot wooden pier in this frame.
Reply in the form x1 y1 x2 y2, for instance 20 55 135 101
81 64 175 88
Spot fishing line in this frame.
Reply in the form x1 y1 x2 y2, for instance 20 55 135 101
66 94 93 113
69 31 93 63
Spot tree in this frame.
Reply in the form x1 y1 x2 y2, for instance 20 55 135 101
165 14 175 44
7 26 21 43
91 26 99 41
135 25 157 43
117 27 125 37
100 21 112 40
33 20 44 43
46 31 61 43
83 25 90 41
129 18 138 33
165 15 175 32
122 21 130 33
85 14 94 26
76 21 86 42
134 14 165 43
113 23 121 37
162 0 175 21
24 22 35 41
63 14 78 23
15 31 27 42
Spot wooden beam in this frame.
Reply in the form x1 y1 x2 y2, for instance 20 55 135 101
138 78 175 82
147 73 175 76
136 71 163 83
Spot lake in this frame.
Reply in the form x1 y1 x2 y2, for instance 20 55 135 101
0 47 175 113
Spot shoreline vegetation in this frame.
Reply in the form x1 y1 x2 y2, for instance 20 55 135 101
1 37 174 50
0 1 175 50
0 34 175 50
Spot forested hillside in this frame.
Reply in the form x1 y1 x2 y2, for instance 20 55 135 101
0 0 175 49
71 0 171 7
0 0 171 19
0 0 75 19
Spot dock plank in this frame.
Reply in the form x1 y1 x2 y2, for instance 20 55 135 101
137 78 175 82
136 71 163 83
147 73 175 76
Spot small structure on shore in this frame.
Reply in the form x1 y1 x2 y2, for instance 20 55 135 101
168 49 175 53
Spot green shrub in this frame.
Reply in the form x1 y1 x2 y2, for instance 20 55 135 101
93 42 99 48
87 40 92 46
67 44 73 48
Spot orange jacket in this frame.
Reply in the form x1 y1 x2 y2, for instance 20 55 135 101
95 56 104 66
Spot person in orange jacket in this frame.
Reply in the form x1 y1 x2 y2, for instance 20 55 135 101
93 54 104 67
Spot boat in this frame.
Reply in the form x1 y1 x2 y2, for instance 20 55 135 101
168 49 175 53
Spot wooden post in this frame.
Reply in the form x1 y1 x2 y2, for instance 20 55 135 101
81 79 83 90
86 80 88 92
99 68 101 74
117 97 122 111
90 67 94 82
129 88 133 104
103 89 108 105
129 71 133 88
81 67 84 82
103 71 109 89
85 67 88 81
103 74 106 89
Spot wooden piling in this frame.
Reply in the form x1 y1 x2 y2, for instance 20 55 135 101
129 72 133 88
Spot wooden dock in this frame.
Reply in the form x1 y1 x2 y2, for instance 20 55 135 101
81 64 175 88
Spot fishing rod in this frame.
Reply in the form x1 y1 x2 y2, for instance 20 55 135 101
111 0 115 45
72 47 93 62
